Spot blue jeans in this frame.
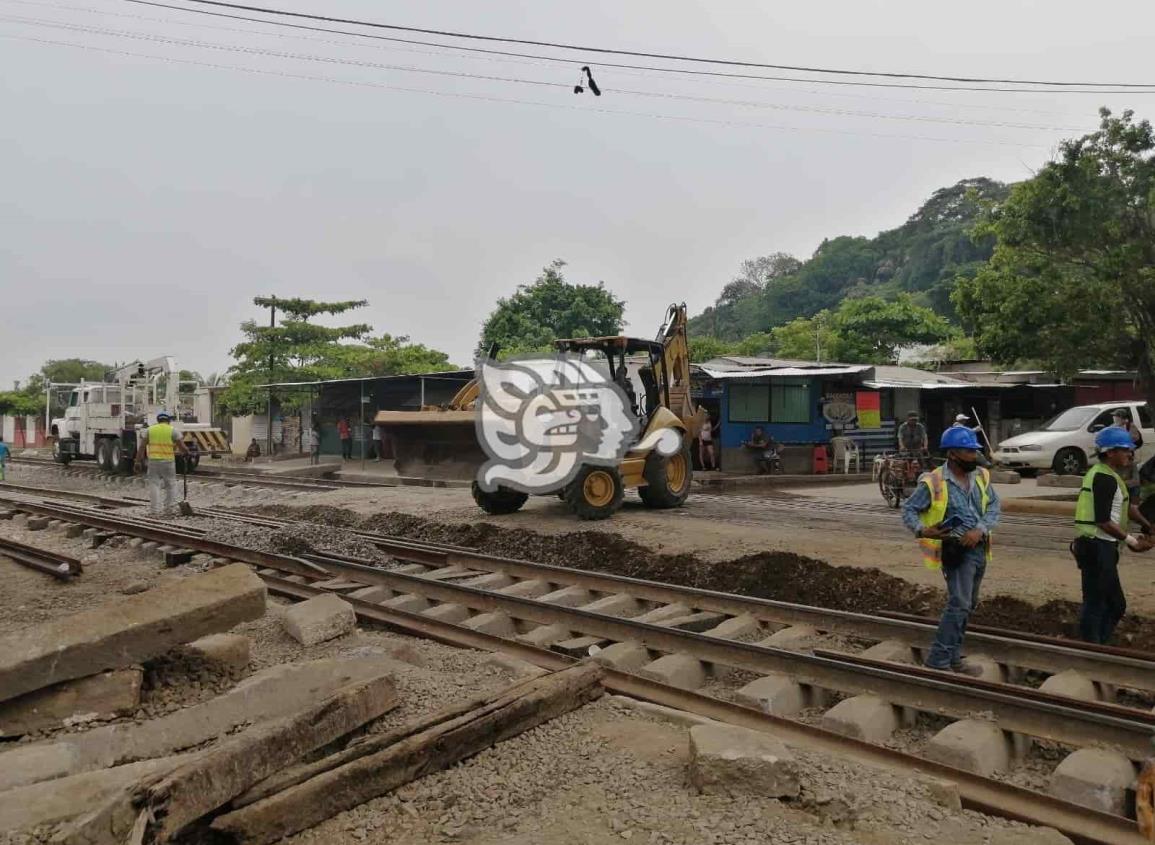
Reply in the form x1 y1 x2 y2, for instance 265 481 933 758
926 549 986 669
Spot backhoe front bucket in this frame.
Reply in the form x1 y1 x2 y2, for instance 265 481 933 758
376 411 484 483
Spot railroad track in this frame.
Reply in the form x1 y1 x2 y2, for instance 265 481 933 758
0 533 82 579
0 488 1152 843
5 454 439 491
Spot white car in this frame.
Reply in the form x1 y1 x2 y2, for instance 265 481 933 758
993 401 1154 476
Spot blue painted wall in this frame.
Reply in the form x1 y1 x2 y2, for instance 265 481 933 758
717 379 830 447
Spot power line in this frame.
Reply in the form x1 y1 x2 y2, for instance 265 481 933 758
104 0 1154 96
0 0 1085 116
165 0 1155 89
0 32 1054 149
0 14 1090 132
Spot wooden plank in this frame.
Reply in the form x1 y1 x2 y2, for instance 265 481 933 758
211 664 604 844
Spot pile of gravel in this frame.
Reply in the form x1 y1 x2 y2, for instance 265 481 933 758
203 520 389 564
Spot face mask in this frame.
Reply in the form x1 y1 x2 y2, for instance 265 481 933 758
953 457 978 473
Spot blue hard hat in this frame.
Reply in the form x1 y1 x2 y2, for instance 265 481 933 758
1095 425 1135 452
155 410 172 422
940 426 981 450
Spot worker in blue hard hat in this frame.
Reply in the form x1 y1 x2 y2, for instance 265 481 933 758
1071 426 1153 644
902 425 1001 675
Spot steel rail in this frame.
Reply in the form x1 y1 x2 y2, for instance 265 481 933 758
284 548 1155 758
0 536 82 580
5 489 1153 692
260 573 1145 845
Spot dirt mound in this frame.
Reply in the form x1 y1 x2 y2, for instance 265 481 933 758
246 506 1155 650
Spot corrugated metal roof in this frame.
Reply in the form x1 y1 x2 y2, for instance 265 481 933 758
701 365 871 380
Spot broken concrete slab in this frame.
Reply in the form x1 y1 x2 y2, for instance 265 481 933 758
923 719 1011 776
0 563 266 703
820 694 899 744
187 633 251 672
281 593 356 646
1050 747 1136 816
688 722 799 798
0 668 142 737
0 655 403 792
0 754 195 836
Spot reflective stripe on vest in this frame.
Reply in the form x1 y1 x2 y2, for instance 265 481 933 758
148 423 176 462
917 466 992 570
1075 463 1129 537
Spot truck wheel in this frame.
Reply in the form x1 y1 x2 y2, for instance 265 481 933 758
52 438 72 465
108 438 132 475
638 444 692 509
95 439 112 472
471 482 529 515
565 465 624 520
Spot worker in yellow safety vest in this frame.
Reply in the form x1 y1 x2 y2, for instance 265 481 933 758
902 426 1000 675
1072 426 1153 644
134 410 190 516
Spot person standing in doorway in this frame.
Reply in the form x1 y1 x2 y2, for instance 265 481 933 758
371 423 383 462
698 415 716 471
337 416 352 460
1072 426 1153 644
902 426 1001 675
135 411 190 516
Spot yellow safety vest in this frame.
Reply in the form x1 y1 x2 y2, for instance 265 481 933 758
917 466 992 570
1075 463 1129 538
148 423 176 463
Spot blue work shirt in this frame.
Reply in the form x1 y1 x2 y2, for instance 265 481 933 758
902 467 1001 539
0 442 9 463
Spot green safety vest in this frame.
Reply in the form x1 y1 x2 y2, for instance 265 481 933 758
1075 463 1129 538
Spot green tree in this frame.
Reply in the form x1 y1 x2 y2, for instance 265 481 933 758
23 359 112 394
479 260 625 358
688 335 737 363
770 311 839 361
222 297 374 413
829 294 953 363
0 390 42 416
954 109 1154 390
341 334 455 376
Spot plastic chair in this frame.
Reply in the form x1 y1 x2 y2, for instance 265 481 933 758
831 436 861 474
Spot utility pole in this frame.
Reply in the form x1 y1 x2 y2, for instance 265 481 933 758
262 296 277 458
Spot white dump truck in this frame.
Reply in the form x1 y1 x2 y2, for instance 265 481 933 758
49 356 231 474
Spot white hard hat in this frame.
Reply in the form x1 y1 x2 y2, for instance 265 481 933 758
955 414 970 423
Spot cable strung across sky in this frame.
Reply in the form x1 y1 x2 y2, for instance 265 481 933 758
159 0 1155 89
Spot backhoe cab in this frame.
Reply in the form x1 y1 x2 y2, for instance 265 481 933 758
377 303 705 520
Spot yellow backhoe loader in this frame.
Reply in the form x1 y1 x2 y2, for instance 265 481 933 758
375 303 706 520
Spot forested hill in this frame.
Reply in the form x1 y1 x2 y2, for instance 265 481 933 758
689 177 1011 341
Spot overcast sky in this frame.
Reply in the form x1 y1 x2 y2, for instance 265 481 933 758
2 0 1153 387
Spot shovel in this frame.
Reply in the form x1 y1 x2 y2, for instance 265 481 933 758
177 457 194 517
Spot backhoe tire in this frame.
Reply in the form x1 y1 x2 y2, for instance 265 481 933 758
471 482 529 515
638 444 692 509
565 465 624 521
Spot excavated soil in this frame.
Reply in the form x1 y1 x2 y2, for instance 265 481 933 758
247 504 1155 652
